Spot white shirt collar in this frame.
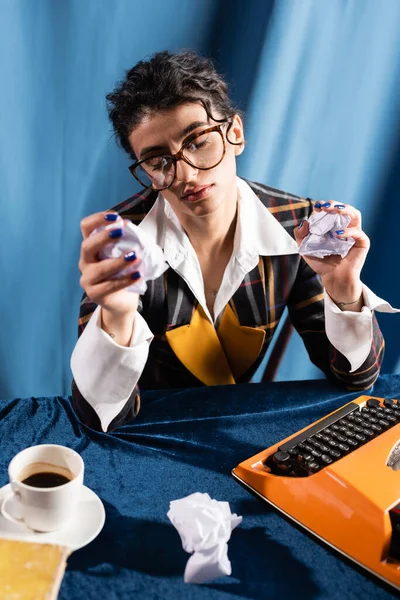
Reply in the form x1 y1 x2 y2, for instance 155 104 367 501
139 176 299 263
235 176 299 257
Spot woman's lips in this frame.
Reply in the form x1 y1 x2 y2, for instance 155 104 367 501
182 184 213 203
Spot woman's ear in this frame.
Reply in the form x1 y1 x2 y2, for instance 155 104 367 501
229 114 245 155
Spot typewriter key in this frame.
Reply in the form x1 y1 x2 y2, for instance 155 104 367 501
384 398 395 407
338 443 350 452
311 449 322 458
299 453 313 463
347 438 358 447
353 425 363 433
321 454 333 464
332 432 347 443
366 399 381 407
345 429 356 438
328 449 341 459
307 461 320 472
371 423 382 433
361 428 374 438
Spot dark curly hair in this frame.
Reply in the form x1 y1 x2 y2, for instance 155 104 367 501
106 50 241 160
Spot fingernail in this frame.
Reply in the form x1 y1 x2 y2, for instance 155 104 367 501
298 221 304 229
109 228 123 239
322 202 331 208
105 213 118 221
124 251 137 262
334 204 345 209
335 229 345 235
314 202 322 209
131 271 141 280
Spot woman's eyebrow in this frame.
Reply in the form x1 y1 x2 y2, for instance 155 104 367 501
139 121 208 158
181 120 208 138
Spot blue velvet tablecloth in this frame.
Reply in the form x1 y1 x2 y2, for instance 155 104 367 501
1 375 400 600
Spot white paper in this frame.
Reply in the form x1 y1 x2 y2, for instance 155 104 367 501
91 217 168 294
299 212 354 259
167 492 242 584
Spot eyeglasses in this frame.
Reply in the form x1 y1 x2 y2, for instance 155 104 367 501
128 122 229 191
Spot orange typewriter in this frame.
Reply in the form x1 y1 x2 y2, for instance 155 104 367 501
232 395 400 591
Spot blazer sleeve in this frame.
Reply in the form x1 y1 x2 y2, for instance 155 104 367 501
287 257 384 390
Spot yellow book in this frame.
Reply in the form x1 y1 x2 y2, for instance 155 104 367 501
0 538 70 600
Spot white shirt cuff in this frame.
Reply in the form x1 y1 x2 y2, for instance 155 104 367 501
70 306 154 431
324 283 400 372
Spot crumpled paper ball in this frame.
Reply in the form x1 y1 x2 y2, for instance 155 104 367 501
167 492 242 584
91 217 168 295
299 211 354 259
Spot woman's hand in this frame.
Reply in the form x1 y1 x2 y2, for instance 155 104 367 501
79 212 142 343
294 201 370 308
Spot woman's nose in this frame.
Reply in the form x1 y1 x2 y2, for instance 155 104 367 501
175 159 198 183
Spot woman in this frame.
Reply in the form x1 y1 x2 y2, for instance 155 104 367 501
71 50 394 432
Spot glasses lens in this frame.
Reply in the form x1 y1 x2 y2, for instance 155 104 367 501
182 130 224 169
133 156 175 190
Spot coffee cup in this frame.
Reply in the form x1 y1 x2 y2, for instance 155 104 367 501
1 444 84 532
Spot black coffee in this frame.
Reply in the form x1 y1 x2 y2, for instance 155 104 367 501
22 472 72 488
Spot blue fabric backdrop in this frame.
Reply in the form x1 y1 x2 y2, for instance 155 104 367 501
0 0 399 399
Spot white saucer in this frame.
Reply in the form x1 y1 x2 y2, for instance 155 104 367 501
0 484 105 551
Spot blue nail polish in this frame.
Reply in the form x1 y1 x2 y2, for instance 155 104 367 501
131 271 141 280
322 202 331 208
334 204 345 209
124 251 137 262
314 202 322 209
105 213 118 221
109 228 123 239
298 221 304 229
335 229 345 235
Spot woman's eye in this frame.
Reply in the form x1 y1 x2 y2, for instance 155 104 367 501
146 157 170 170
187 139 208 152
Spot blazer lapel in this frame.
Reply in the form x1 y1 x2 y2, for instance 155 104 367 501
218 304 265 379
166 304 235 385
164 262 268 385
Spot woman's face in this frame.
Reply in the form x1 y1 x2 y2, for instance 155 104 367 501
128 102 244 221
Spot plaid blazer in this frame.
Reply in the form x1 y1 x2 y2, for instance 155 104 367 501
72 179 384 431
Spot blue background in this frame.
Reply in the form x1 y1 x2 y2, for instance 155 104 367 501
1 0 399 399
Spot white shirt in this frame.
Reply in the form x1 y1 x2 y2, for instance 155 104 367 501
71 177 399 431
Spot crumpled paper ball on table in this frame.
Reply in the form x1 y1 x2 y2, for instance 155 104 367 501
91 217 168 295
298 211 354 259
167 492 243 584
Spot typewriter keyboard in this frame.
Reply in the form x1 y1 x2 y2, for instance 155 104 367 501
267 398 400 477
